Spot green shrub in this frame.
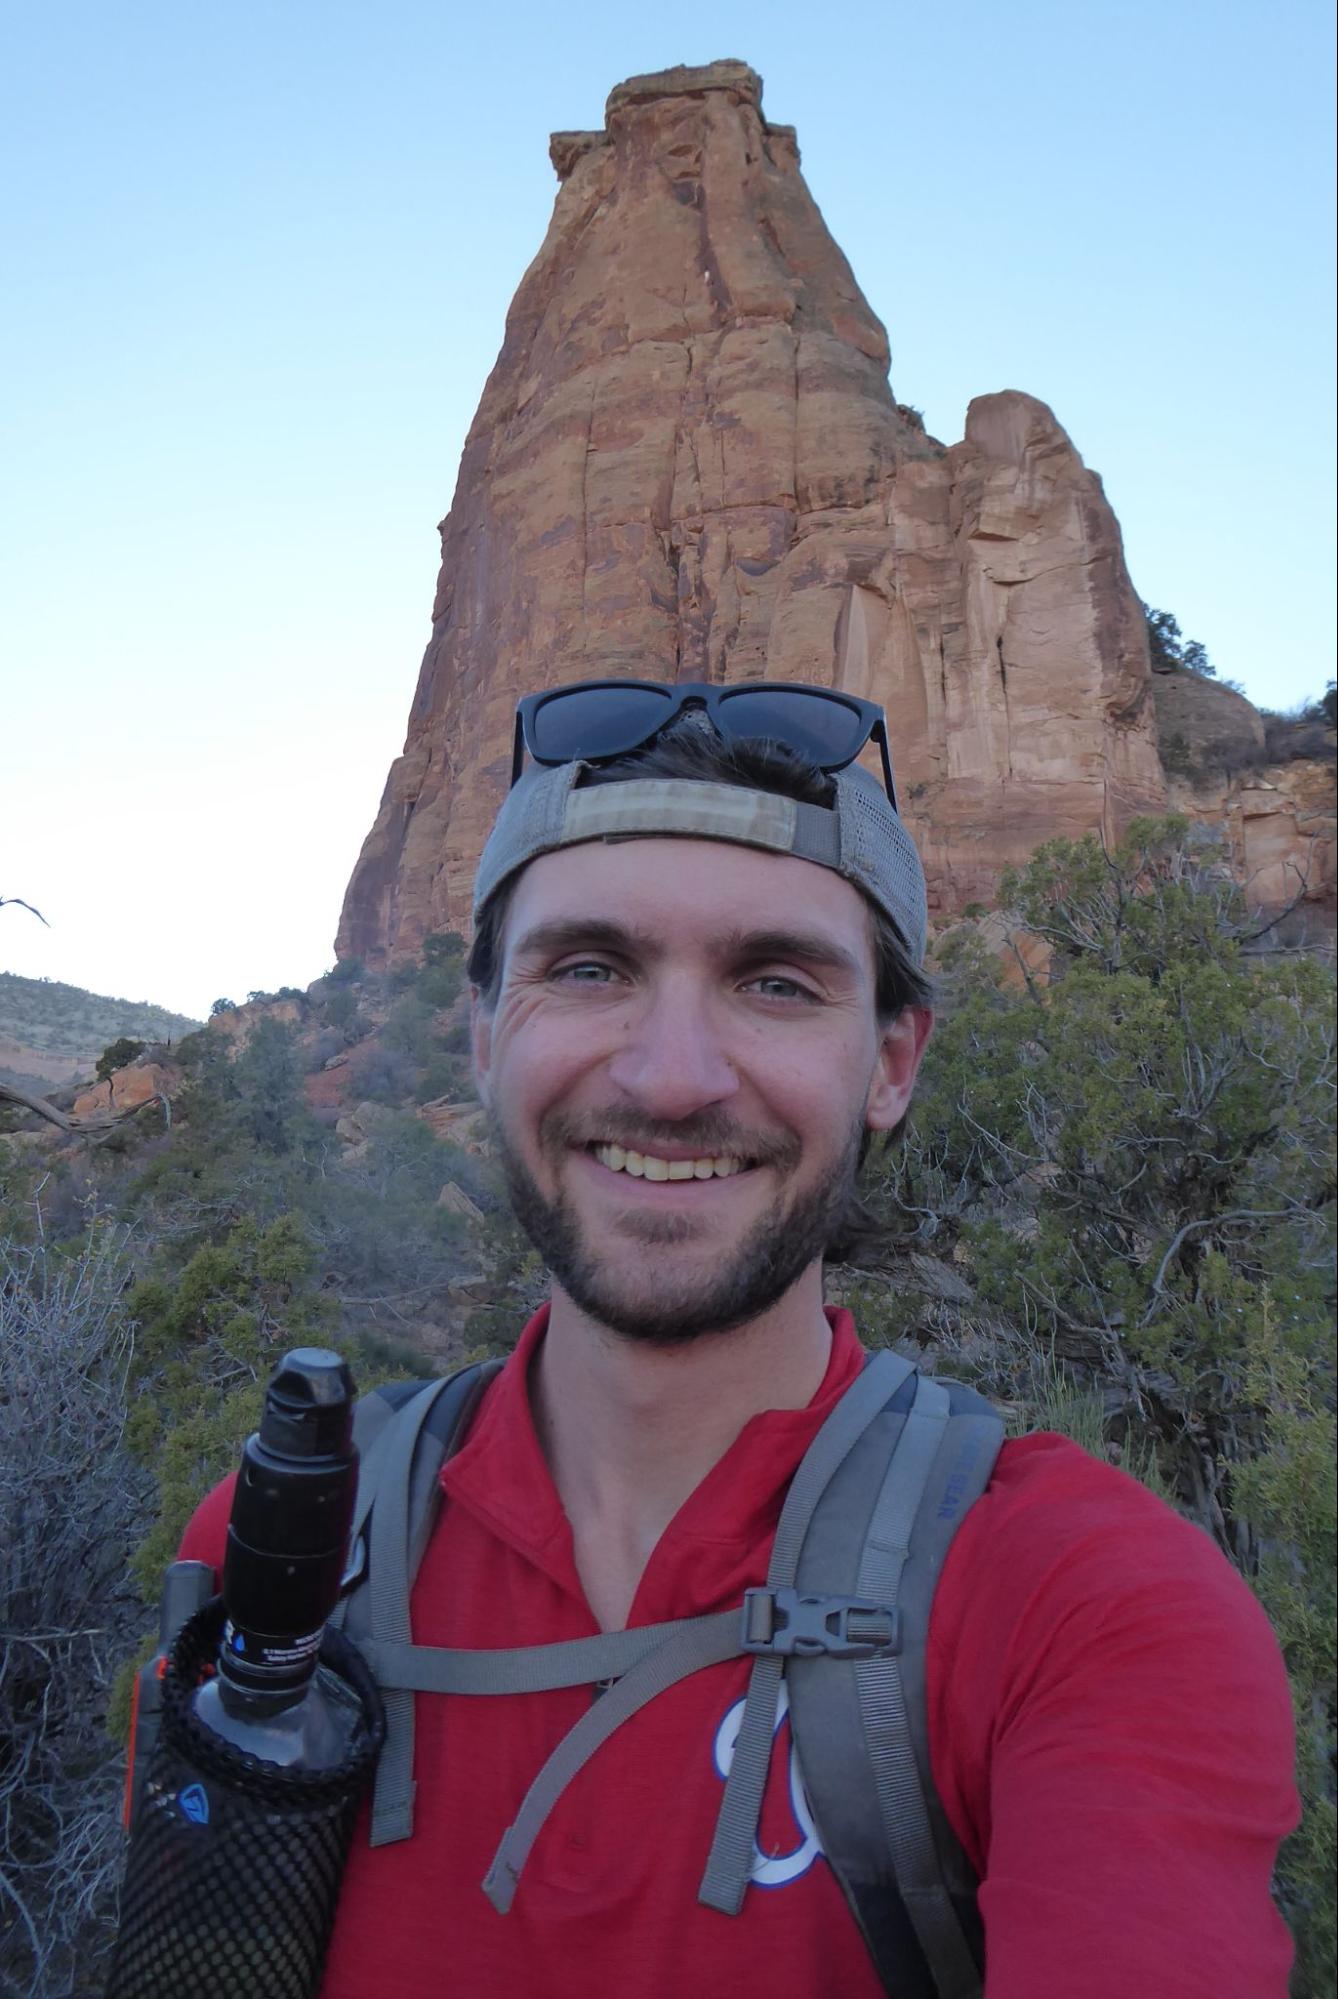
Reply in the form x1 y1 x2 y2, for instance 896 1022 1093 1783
326 956 365 988
865 817 1335 1980
416 1052 470 1103
95 1036 145 1082
325 984 365 1040
1145 604 1216 677
383 994 439 1063
417 931 467 1008
125 1213 339 1594
423 930 465 965
417 960 465 1010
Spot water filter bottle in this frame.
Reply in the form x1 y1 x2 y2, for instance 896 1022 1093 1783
107 1349 385 1999
195 1347 361 1767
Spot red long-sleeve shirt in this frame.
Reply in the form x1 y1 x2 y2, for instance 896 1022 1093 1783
180 1310 1297 1996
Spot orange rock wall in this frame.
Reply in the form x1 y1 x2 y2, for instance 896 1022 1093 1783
1166 759 1337 933
337 62 1169 964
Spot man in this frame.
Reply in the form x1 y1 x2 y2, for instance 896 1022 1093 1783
182 679 1297 1996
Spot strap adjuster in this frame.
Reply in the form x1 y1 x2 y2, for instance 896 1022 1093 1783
741 1585 901 1660
340 1533 367 1591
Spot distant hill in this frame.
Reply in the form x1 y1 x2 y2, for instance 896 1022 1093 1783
0 972 201 1090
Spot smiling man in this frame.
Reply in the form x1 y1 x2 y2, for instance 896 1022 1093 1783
471 800 929 1638
180 679 1297 1998
479 837 920 1328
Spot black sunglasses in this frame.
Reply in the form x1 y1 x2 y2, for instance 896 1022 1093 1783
511 679 898 811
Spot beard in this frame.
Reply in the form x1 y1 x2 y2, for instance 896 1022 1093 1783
491 1103 865 1346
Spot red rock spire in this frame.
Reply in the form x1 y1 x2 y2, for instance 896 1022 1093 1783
337 61 1164 966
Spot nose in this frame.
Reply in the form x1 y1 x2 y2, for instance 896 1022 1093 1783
604 975 740 1123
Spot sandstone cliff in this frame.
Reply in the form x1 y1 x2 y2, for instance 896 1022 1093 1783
1153 665 1336 937
337 60 1297 964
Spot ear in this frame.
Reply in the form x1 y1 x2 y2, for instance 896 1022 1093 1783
470 989 493 1110
864 1006 933 1133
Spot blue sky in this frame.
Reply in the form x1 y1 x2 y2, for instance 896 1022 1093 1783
2 0 1333 1017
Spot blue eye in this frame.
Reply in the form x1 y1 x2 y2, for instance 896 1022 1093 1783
553 961 617 984
748 975 817 1001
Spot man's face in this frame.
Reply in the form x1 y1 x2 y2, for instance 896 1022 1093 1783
472 837 931 1344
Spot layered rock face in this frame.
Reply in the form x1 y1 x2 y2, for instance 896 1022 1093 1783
1154 666 1336 934
1224 761 1335 925
339 60 1168 963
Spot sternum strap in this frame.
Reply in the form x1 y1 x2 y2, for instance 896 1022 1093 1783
478 1609 746 1913
360 1609 739 1700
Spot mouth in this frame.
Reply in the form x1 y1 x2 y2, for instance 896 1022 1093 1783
586 1142 754 1183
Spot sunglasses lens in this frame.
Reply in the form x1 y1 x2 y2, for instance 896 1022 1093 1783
529 685 677 763
717 689 867 767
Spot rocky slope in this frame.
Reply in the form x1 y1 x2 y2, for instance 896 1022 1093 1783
339 60 1331 962
0 973 200 1090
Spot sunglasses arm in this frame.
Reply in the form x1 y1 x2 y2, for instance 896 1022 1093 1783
510 714 527 788
872 721 899 815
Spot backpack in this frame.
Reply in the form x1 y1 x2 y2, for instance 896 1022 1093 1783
330 1346 1004 1999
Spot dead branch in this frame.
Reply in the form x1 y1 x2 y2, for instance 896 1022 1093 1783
0 1077 163 1136
0 1078 75 1128
0 893 50 925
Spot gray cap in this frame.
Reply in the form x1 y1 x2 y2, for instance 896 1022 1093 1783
473 756 929 965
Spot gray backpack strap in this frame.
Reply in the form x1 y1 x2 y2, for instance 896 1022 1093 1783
334 1377 448 1606
698 1347 915 1915
333 1341 1002 1988
891 1383 1003 1988
357 1348 916 1918
363 1609 735 1696
337 1360 503 1845
480 1607 745 1912
362 1604 743 1912
788 1372 1005 1999
361 1606 749 1912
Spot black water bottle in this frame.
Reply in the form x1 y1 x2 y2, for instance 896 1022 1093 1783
106 1350 385 1999
194 1347 360 1767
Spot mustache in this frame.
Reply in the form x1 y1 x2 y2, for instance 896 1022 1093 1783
540 1107 800 1168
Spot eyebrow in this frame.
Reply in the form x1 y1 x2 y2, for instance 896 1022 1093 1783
510 917 865 982
510 918 659 963
721 927 865 980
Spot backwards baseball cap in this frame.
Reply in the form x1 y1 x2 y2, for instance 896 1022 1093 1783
473 677 929 965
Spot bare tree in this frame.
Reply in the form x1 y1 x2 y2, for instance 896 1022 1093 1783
0 1220 150 1998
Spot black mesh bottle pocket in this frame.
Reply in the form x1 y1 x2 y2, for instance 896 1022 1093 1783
106 1602 384 1999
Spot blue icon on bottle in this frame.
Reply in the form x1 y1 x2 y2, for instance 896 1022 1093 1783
179 1784 210 1825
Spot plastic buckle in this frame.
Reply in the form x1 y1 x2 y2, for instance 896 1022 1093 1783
741 1585 901 1660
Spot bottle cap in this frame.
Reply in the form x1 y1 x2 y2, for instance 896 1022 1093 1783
259 1349 355 1461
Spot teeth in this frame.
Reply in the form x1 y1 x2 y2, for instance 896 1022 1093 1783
592 1144 746 1180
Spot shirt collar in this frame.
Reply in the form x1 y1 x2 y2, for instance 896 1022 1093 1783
440 1305 867 1615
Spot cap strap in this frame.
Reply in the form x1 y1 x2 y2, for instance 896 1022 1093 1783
562 779 837 860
